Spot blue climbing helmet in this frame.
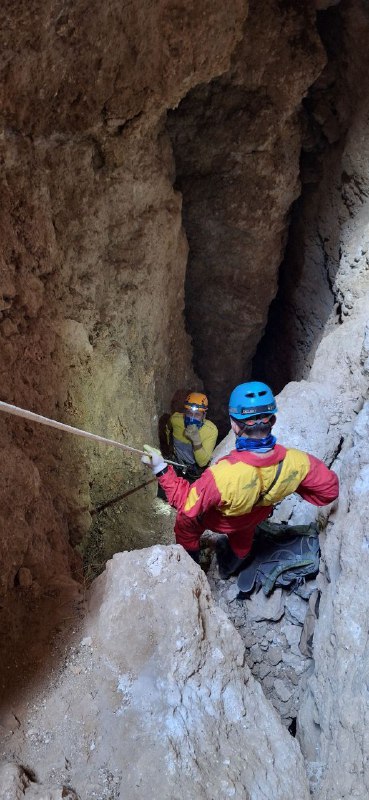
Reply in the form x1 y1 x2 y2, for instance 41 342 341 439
229 381 277 420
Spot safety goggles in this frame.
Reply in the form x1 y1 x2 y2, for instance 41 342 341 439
243 415 273 427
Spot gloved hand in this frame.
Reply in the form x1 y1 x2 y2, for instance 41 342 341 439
185 424 202 447
141 444 167 475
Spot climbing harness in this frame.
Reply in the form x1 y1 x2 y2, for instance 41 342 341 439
0 400 184 468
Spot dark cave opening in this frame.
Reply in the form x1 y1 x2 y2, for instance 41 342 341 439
252 4 349 395
166 2 351 434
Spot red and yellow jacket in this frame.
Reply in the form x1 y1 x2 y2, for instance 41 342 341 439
159 444 339 554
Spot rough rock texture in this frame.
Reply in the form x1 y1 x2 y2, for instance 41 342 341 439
210 7 369 790
287 10 369 793
0 762 78 799
299 403 369 800
254 0 369 394
193 67 369 738
206 564 317 728
2 546 310 800
210 261 369 793
298 405 369 798
0 0 247 601
3 2 369 797
167 0 326 428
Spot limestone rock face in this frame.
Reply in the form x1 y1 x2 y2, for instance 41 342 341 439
254 0 369 395
207 564 316 729
0 762 78 799
0 0 246 599
247 14 369 790
167 0 325 427
0 0 246 137
4 546 310 800
286 20 369 794
0 437 80 597
298 404 369 798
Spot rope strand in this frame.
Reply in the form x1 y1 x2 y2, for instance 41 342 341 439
0 400 184 467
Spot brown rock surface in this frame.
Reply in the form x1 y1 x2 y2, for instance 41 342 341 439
167 0 325 427
3 2 369 796
0 762 78 799
0 0 246 603
254 0 369 393
210 30 369 782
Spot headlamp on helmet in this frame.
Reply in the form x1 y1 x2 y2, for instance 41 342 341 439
184 391 208 429
184 392 208 413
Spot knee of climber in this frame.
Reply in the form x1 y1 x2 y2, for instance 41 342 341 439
227 529 255 559
174 512 205 553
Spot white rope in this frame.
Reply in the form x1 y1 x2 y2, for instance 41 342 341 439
0 400 183 467
0 400 146 455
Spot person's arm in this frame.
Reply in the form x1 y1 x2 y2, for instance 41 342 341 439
159 463 222 517
142 444 225 518
195 422 218 467
185 422 218 467
296 453 339 505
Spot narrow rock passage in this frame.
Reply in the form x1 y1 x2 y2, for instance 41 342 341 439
207 563 316 729
167 0 325 430
2 1 369 798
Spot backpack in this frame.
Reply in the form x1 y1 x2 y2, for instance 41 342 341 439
237 520 320 598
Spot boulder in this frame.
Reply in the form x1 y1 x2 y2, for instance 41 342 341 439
4 546 310 800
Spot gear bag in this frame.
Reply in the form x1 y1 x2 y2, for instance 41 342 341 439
237 520 320 597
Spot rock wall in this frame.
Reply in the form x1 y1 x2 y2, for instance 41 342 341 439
208 563 316 731
298 405 369 799
254 0 369 393
0 0 246 600
3 2 369 798
291 10 369 794
167 0 326 429
217 4 369 794
1 546 311 800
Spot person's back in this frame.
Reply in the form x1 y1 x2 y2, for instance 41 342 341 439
199 444 334 517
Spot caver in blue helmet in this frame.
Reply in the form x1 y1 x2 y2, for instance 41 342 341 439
229 381 277 420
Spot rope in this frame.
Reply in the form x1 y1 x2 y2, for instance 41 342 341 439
0 400 145 455
0 400 184 467
91 478 156 515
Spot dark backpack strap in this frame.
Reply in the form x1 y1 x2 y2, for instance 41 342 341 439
237 528 320 596
262 553 318 595
257 459 284 503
